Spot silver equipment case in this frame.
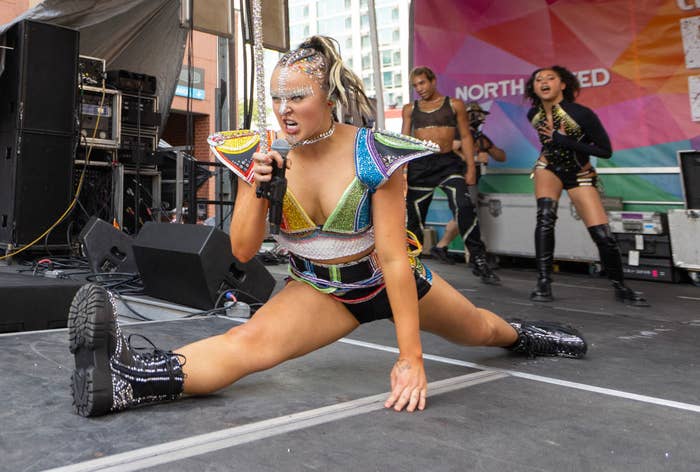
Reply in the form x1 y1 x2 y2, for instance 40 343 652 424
607 211 667 234
477 193 622 262
668 209 700 271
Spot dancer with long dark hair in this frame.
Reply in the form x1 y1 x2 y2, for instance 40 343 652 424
525 65 647 306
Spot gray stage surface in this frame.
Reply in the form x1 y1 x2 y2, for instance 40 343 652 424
1 260 699 471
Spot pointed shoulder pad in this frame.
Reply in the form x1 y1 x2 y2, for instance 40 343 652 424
356 129 439 190
208 130 274 184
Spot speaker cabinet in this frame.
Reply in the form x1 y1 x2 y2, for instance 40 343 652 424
78 216 137 274
132 222 275 310
0 20 79 247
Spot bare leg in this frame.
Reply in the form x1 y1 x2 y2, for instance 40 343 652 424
568 185 648 306
416 272 587 357
176 281 360 395
567 185 607 227
417 272 517 346
69 281 359 416
436 219 458 248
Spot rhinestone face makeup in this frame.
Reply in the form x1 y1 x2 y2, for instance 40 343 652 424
275 48 327 115
271 85 315 115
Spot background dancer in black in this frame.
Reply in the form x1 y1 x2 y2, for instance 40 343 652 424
525 65 647 306
431 102 506 264
402 67 499 284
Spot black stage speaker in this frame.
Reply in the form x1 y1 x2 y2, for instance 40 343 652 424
679 150 700 209
132 222 275 310
0 273 83 333
0 20 79 247
78 216 138 274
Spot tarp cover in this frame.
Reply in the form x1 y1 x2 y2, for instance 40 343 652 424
0 0 189 127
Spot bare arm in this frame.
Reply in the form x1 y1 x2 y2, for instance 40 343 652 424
372 169 426 412
401 103 413 136
475 133 506 162
229 149 287 262
453 99 476 184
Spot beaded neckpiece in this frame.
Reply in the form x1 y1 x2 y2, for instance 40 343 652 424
291 122 336 149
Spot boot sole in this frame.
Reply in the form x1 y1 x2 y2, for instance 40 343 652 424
68 284 115 417
530 294 553 302
615 294 650 307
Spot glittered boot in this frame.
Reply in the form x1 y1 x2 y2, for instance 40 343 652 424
507 319 587 359
68 284 185 417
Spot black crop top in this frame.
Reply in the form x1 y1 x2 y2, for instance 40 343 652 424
411 96 457 130
527 101 612 171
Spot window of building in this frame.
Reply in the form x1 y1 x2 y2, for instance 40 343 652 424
383 71 393 87
318 0 346 16
318 16 346 35
393 50 401 65
361 35 370 49
378 28 392 45
345 17 352 29
393 29 400 42
382 50 392 66
361 54 371 70
392 7 399 20
363 73 374 90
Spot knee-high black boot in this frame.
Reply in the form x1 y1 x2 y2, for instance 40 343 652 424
69 284 186 417
587 224 649 306
531 198 558 302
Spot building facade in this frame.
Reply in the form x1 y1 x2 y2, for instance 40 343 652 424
288 0 411 112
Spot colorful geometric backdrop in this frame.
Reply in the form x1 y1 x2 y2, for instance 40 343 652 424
414 0 700 208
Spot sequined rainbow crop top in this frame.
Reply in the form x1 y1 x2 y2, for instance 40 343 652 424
271 128 438 261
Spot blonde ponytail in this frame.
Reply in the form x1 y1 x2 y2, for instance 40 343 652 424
281 36 375 125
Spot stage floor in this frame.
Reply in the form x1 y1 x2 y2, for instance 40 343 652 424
1 259 699 471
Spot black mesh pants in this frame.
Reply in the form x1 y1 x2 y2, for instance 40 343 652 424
406 152 486 260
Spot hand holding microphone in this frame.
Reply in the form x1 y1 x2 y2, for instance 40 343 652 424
255 138 290 234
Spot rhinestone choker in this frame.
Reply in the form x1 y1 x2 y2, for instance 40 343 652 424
291 122 336 149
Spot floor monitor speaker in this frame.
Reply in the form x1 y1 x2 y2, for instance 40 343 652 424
132 222 275 310
78 216 137 274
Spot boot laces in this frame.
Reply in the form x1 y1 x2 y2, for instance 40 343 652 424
126 334 187 367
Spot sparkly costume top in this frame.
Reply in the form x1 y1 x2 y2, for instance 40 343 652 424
271 128 438 261
528 101 612 171
411 96 457 130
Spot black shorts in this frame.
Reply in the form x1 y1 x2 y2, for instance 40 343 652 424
331 269 432 324
536 160 598 190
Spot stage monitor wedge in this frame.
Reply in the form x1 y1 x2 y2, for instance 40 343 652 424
132 222 275 310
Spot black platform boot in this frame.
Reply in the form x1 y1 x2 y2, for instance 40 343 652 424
587 224 649 307
69 284 186 417
507 319 587 358
530 198 557 302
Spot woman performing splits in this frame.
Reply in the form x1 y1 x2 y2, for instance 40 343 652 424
525 65 647 306
68 38 587 417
